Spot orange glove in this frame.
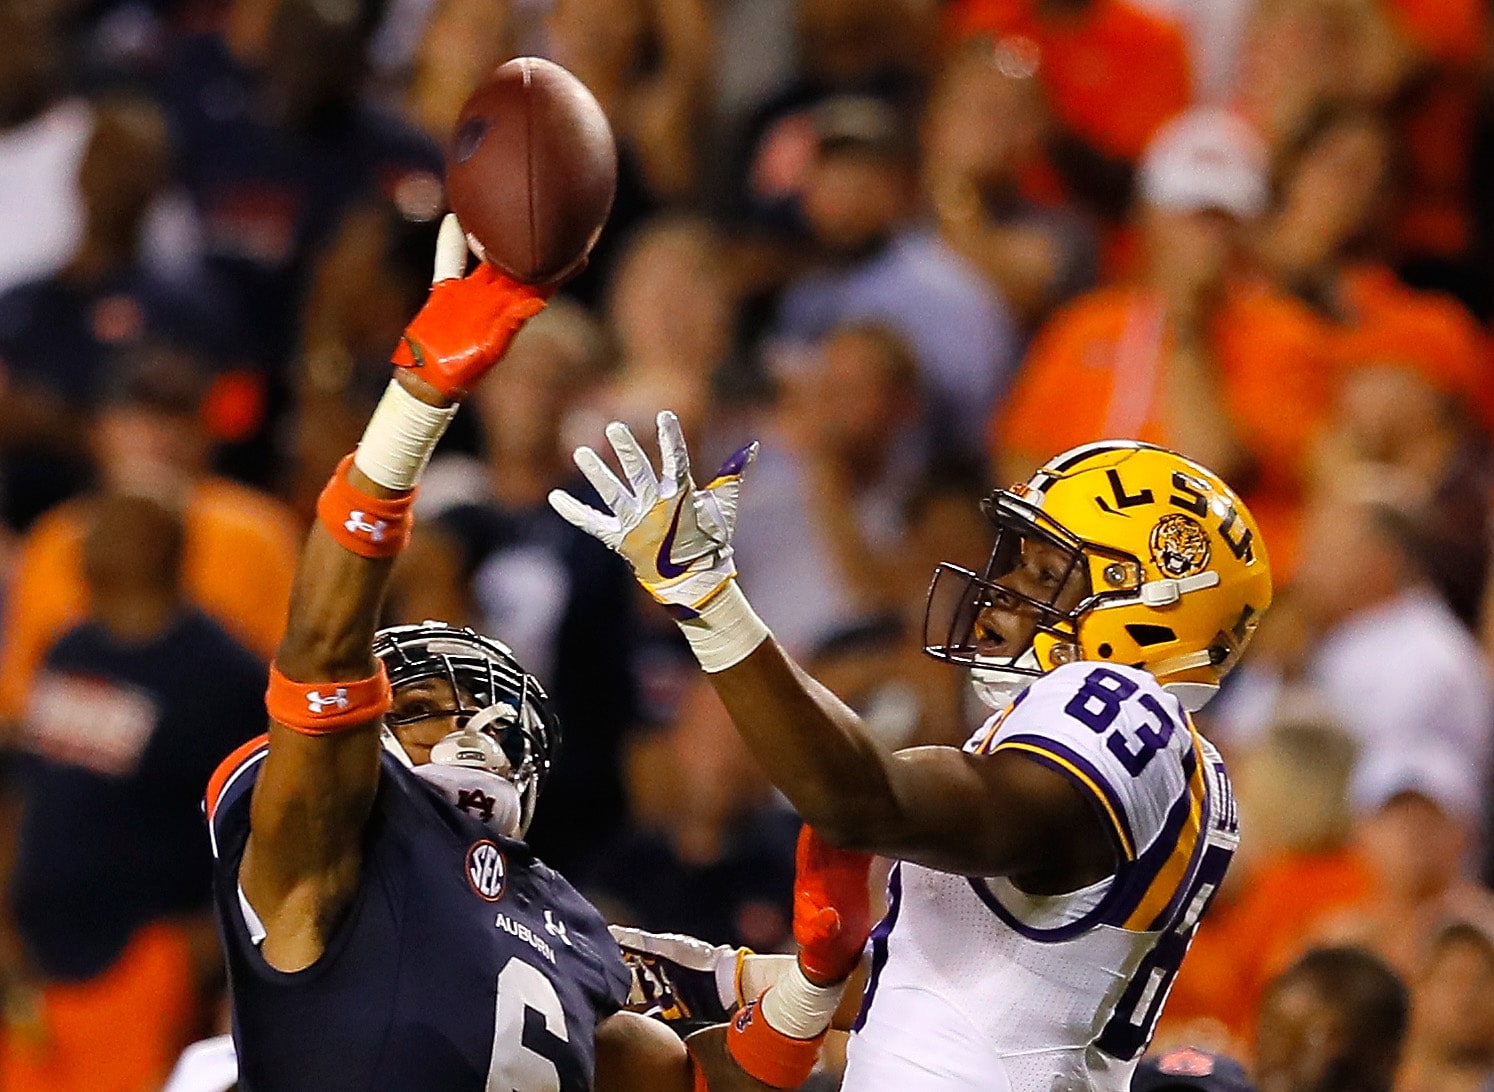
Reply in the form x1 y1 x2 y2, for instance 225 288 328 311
391 215 549 400
793 825 874 985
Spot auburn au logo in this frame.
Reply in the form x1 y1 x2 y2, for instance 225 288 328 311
466 840 507 901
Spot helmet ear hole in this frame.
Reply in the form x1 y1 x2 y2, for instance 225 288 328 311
1125 623 1177 647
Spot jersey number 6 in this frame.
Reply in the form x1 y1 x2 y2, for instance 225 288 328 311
489 958 570 1092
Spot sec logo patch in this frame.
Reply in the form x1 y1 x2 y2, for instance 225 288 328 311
466 840 507 902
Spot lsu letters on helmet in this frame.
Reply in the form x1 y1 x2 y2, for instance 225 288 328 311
374 621 559 836
925 441 1272 711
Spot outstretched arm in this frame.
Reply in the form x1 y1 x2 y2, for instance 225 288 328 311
550 416 1106 879
706 641 1104 878
239 218 545 971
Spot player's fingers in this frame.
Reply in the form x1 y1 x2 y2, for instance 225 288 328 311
794 905 842 947
657 410 692 491
572 445 637 516
548 488 620 539
433 214 467 284
606 421 660 507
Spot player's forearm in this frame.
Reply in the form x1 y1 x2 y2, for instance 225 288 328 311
277 371 450 679
276 524 398 680
708 638 905 851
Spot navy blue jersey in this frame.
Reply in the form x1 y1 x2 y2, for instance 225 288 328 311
13 610 264 980
208 744 630 1091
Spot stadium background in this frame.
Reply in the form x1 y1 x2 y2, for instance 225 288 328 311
0 0 1490 1086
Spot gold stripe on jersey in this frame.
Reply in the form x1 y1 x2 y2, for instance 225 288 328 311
993 740 1137 861
1121 727 1208 932
972 707 1014 754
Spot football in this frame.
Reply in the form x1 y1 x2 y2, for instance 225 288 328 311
445 57 617 286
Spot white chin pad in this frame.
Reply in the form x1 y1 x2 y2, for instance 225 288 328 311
412 763 523 837
968 650 1041 710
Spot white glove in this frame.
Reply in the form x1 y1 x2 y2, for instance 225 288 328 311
548 411 757 617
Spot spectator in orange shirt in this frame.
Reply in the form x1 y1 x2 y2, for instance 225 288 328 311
942 0 1192 218
0 493 265 1092
1256 105 1486 419
995 108 1330 570
0 348 299 729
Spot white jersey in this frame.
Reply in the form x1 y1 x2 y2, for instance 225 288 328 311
844 662 1239 1092
163 1035 238 1092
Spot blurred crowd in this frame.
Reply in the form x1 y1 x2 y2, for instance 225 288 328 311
1 0 1493 1087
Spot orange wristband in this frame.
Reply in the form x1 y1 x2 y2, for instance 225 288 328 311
725 998 824 1089
266 661 393 735
316 454 415 558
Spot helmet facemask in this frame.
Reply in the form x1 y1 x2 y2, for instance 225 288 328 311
924 490 1138 706
374 623 559 837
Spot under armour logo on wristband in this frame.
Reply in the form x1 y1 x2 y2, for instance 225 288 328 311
306 689 351 714
344 511 389 542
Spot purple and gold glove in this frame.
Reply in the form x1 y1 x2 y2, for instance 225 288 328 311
548 411 756 619
609 925 748 1024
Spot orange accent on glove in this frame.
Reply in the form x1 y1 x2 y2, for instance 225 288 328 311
725 998 824 1089
266 661 393 735
317 455 415 558
793 825 875 985
391 262 548 400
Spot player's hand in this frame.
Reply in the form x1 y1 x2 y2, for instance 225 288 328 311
609 925 748 1023
793 825 875 986
391 213 550 401
548 411 758 616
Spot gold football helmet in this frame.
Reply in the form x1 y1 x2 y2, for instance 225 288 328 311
925 441 1273 710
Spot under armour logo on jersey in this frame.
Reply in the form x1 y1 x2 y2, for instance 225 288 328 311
344 511 389 541
306 688 350 714
543 909 572 947
456 788 497 823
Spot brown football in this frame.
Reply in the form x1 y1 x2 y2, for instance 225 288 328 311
446 57 617 286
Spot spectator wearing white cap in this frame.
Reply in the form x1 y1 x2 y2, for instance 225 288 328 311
1304 745 1494 984
994 107 1331 571
1249 747 1485 995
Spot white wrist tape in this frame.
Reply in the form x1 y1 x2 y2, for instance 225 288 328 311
677 580 771 673
735 953 796 1008
759 961 843 1040
353 379 460 491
